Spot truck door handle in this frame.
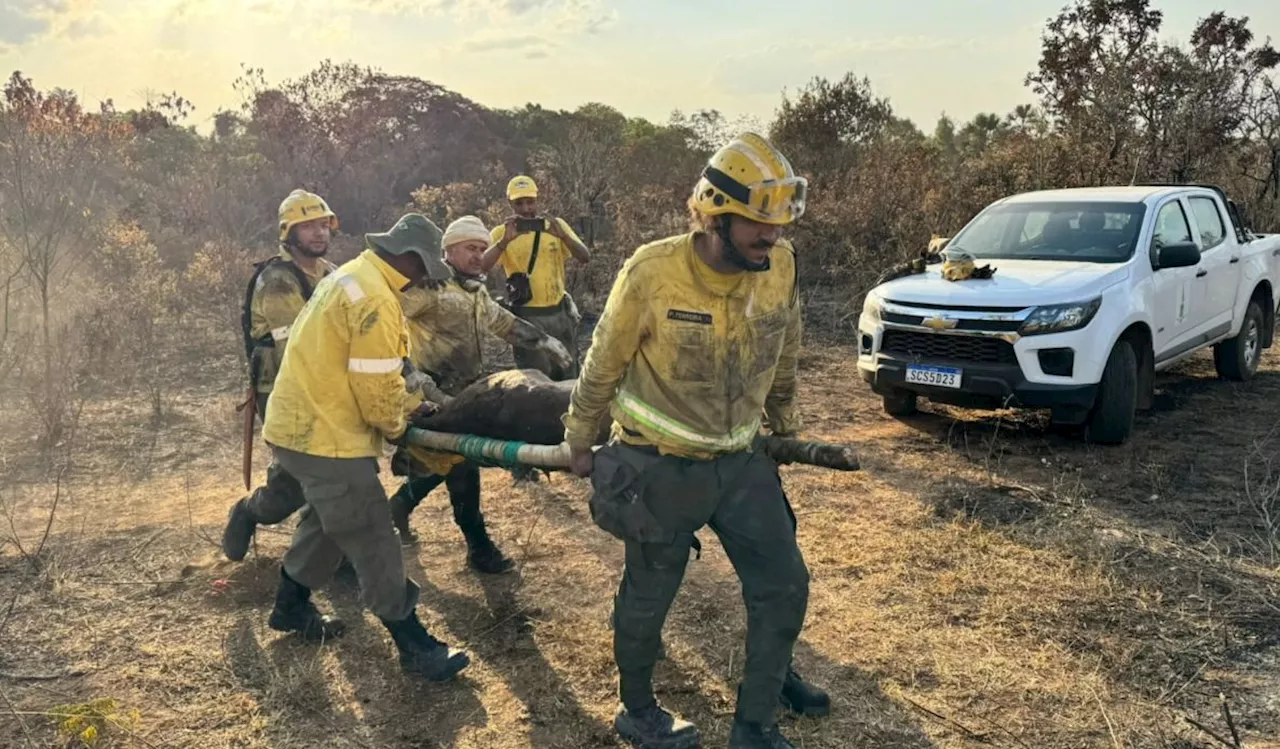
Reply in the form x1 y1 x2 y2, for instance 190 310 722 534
1196 269 1208 278
1229 257 1240 264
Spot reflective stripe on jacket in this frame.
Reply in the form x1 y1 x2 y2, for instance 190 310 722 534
263 249 415 458
563 232 801 460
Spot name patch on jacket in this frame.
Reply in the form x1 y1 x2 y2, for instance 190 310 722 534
667 309 713 325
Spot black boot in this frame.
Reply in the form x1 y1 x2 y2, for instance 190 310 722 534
613 702 699 749
466 532 515 575
780 665 830 717
389 493 418 545
267 569 346 642
380 611 471 681
728 720 795 749
221 498 257 562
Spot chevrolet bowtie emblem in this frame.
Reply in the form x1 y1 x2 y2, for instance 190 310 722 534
922 316 959 330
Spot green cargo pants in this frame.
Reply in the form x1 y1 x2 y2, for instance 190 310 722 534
275 447 418 622
512 296 579 381
243 461 306 525
591 442 809 727
243 392 307 525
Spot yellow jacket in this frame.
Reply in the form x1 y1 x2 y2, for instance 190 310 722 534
401 278 519 394
249 248 336 395
264 249 416 458
491 218 583 308
563 233 802 460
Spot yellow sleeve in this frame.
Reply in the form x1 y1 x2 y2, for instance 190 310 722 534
250 269 307 384
765 259 802 435
346 295 411 440
400 286 438 371
562 258 649 449
252 268 306 341
491 226 517 275
480 288 518 340
555 218 583 254
400 285 433 320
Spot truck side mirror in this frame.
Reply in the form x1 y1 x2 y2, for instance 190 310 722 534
1156 242 1201 269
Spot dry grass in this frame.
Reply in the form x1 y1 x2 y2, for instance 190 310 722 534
2 343 1280 748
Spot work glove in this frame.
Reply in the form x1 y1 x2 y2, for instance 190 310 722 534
538 337 574 371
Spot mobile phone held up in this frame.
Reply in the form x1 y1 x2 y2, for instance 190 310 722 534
515 217 547 234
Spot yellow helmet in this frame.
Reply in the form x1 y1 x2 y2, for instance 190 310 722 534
506 175 538 201
690 132 807 225
278 189 338 243
941 249 977 282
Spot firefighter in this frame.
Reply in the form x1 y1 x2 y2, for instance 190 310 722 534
260 212 471 681
222 189 338 562
562 133 828 749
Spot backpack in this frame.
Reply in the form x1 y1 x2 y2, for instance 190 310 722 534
240 256 315 384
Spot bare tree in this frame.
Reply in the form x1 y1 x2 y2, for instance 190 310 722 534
0 73 125 383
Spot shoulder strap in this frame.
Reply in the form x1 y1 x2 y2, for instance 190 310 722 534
241 258 275 360
241 257 315 358
282 258 315 301
527 231 542 274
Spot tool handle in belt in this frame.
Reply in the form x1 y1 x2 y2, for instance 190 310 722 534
404 429 859 472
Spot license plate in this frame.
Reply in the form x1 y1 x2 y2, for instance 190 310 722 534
905 365 962 389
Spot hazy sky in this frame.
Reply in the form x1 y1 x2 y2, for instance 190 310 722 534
2 0 1278 131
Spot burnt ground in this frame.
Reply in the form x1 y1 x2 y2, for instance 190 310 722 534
2 343 1280 748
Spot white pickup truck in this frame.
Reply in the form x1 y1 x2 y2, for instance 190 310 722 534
857 184 1280 443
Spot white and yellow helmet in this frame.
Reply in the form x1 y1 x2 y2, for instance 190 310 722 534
690 133 807 225
941 249 977 282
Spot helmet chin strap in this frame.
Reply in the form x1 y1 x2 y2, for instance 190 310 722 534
717 217 770 272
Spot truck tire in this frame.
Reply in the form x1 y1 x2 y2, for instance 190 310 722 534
1213 300 1264 381
882 389 918 417
1084 340 1137 445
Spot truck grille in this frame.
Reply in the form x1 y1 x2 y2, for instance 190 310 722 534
881 330 1018 365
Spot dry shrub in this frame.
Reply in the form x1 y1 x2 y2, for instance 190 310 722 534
76 222 181 421
1243 429 1280 563
183 239 256 354
411 181 505 228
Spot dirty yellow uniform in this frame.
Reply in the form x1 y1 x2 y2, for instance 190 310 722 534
564 231 808 727
264 249 415 458
401 279 521 393
249 248 337 403
563 233 801 459
398 277 562 475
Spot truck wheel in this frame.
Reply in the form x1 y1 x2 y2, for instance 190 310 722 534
1084 340 1137 445
882 389 918 417
1213 301 1264 381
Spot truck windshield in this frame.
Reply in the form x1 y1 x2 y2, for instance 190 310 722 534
950 201 1147 263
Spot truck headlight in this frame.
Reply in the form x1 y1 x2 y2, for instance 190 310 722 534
863 291 884 324
1019 298 1102 336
